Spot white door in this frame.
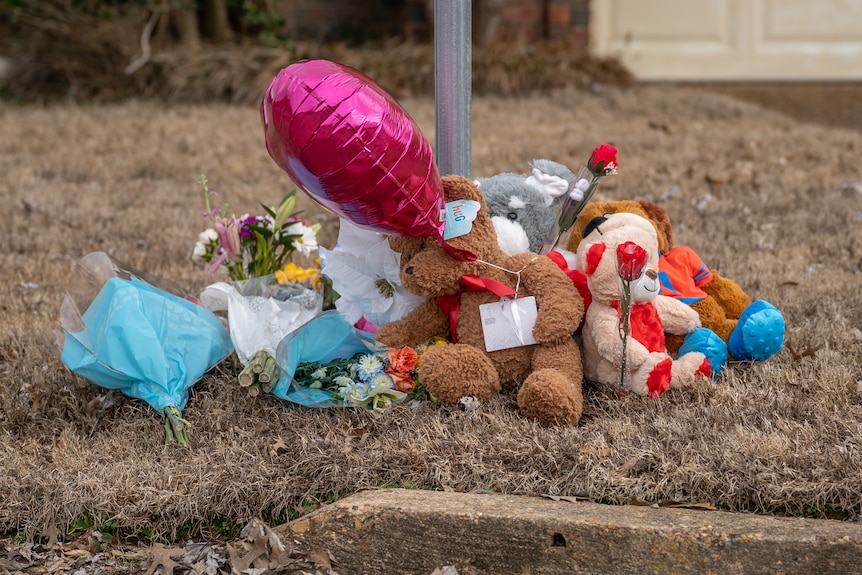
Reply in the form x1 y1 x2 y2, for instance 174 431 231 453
590 0 862 81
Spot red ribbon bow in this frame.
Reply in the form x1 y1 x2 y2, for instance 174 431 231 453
435 275 518 343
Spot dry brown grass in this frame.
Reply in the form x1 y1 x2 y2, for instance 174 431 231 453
1 80 862 541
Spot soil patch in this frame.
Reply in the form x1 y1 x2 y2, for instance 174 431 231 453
689 82 862 133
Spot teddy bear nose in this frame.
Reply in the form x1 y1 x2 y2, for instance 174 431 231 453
646 269 657 279
405 265 414 275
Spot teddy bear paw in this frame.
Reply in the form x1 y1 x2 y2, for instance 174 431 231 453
669 351 710 391
418 343 501 403
517 368 583 426
678 327 728 377
727 300 785 362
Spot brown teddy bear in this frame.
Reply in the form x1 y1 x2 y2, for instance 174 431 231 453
375 175 585 426
565 200 784 366
575 211 711 396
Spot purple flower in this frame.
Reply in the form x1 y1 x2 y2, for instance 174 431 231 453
239 215 261 238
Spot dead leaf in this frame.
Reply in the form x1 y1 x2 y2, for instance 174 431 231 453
341 423 369 437
226 537 268 574
182 542 226 575
615 456 642 477
786 341 821 361
306 547 337 572
145 543 182 575
41 525 61 548
268 436 288 458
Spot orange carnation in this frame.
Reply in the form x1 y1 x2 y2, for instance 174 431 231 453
387 346 418 374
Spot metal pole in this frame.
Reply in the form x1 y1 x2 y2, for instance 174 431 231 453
434 0 472 178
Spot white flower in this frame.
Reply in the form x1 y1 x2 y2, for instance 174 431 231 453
192 228 219 262
311 367 327 379
369 372 394 389
285 221 319 257
333 375 355 388
356 354 384 380
340 381 370 405
367 384 407 413
320 219 426 330
200 228 219 243
192 242 208 262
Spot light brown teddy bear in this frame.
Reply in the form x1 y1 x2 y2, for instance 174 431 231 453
375 175 585 426
566 200 784 366
575 211 712 396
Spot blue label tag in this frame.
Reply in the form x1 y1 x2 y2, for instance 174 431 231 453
442 200 480 240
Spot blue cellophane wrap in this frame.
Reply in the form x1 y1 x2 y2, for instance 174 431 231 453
272 310 382 407
61 276 233 413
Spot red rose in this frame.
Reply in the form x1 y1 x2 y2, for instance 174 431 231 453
616 241 648 281
588 144 618 176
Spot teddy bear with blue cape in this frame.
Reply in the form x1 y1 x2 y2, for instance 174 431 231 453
59 252 233 447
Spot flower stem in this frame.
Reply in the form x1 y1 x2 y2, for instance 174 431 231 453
164 406 190 448
618 280 632 390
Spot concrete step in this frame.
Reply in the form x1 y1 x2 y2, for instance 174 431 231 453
281 488 862 575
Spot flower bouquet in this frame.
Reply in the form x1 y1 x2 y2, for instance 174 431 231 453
193 175 324 394
271 311 446 412
539 143 619 254
59 252 233 447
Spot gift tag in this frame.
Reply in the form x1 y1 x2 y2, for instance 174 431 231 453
479 296 538 352
442 200 481 240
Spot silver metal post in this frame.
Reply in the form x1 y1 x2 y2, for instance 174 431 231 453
434 0 472 178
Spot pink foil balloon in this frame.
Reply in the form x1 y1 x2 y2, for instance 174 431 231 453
261 59 445 240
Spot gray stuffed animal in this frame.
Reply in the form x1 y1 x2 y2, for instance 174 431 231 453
475 159 578 255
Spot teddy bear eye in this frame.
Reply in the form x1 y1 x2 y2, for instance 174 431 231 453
419 240 426 250
507 212 518 221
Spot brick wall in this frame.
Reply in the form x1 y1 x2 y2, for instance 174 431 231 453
275 0 590 47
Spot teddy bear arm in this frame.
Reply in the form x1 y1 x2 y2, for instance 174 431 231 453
517 256 584 341
375 299 449 348
653 295 702 335
590 309 652 367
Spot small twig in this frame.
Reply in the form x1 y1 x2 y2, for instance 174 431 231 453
125 11 160 74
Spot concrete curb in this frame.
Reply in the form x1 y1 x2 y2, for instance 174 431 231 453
280 488 862 575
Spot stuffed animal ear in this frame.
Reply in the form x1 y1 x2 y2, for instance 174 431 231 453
528 159 577 206
636 200 674 252
439 175 501 261
524 167 569 206
565 202 611 253
441 174 485 204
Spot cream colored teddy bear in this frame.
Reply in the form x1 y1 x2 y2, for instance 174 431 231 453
575 212 712 396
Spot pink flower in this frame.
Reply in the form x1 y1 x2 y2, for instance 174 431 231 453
208 216 243 277
214 215 242 258
386 369 417 393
